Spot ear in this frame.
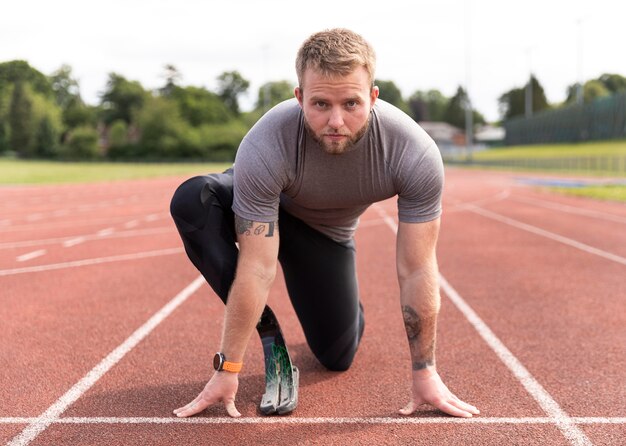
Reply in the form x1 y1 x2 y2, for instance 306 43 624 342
294 87 303 106
370 86 379 109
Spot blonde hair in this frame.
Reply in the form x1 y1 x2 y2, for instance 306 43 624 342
295 28 376 89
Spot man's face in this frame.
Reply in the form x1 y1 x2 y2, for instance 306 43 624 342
295 67 379 155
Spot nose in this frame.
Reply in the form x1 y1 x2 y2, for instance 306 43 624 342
327 107 344 129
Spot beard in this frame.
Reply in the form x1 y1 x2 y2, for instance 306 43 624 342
303 116 370 155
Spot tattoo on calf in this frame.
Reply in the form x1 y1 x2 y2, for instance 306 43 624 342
402 305 436 371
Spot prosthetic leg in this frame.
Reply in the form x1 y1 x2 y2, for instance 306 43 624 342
256 306 299 415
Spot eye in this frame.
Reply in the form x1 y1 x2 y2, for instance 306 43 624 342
346 100 358 109
314 101 327 109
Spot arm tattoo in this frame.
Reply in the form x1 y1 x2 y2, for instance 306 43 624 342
235 216 277 238
402 305 436 371
235 216 254 236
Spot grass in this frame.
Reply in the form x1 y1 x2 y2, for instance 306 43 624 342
472 139 626 160
0 159 231 185
462 140 626 202
549 184 626 202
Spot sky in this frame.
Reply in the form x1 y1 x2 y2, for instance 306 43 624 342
2 0 625 122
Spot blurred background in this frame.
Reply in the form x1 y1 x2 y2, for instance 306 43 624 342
1 0 625 182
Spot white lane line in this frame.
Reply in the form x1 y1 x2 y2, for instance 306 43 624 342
124 220 139 229
439 277 592 446
0 247 184 277
145 214 159 222
373 204 593 446
446 189 511 211
1 416 624 425
63 237 86 248
6 275 205 446
466 205 626 266
16 250 47 262
0 213 169 233
511 195 626 224
0 227 173 250
357 218 386 228
97 228 115 237
26 214 43 222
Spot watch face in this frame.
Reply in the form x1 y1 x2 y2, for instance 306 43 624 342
213 353 223 371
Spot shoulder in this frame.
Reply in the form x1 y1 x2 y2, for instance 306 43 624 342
235 98 301 168
371 99 434 148
245 98 302 142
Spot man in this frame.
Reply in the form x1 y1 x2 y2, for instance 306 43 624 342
170 28 479 419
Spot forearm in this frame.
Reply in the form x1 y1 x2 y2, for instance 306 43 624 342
399 259 440 374
220 270 274 363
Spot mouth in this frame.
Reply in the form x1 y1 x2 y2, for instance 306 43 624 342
324 134 348 142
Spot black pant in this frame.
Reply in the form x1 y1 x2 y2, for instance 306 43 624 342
170 171 364 371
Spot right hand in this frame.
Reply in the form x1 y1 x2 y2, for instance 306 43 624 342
173 371 241 418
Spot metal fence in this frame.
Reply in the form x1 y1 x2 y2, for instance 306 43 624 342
445 156 626 174
504 92 626 145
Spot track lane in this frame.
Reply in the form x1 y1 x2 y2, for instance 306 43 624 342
3 170 624 445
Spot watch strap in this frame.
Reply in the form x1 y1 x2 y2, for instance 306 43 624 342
222 360 243 373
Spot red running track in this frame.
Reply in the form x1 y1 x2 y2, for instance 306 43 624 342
1 168 624 445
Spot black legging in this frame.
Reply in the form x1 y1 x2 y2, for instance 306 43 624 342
170 170 364 371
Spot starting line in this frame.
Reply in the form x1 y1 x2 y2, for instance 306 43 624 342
1 416 625 425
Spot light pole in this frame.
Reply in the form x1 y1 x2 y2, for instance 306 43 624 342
525 47 533 118
464 0 473 160
576 18 584 105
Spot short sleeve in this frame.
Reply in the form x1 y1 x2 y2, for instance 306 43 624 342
396 143 444 223
232 138 285 223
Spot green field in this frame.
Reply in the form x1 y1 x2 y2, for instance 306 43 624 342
455 140 626 202
0 159 231 185
472 140 626 160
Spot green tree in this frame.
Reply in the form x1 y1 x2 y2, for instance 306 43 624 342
34 115 59 158
171 86 232 126
0 60 53 98
442 87 468 128
0 86 11 153
49 64 81 109
100 73 148 124
565 80 609 104
160 64 182 98
217 71 250 115
136 96 192 158
63 96 97 129
442 86 485 129
598 73 626 93
499 75 549 119
408 89 448 122
256 80 295 111
375 79 409 113
59 125 100 160
9 81 33 156
108 119 128 148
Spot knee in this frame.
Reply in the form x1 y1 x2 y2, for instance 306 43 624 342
317 343 358 372
170 176 208 228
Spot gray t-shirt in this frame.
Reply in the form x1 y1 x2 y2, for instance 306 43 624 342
232 98 444 242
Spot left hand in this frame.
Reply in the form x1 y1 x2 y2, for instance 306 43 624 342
399 369 480 418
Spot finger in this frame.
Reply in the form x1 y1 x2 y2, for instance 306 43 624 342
224 398 241 418
398 400 417 416
173 395 203 415
433 399 473 418
450 395 480 415
176 397 211 418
